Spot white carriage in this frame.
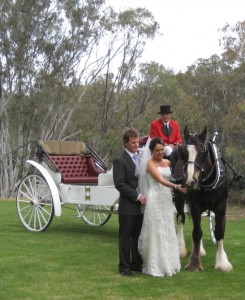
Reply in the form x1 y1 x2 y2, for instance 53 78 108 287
16 140 120 232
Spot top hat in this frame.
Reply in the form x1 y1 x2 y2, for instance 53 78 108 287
158 105 173 114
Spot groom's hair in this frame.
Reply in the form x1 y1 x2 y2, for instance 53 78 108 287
122 128 140 144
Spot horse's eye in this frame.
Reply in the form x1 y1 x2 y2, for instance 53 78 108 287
201 145 206 153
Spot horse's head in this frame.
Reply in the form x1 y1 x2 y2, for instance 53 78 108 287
171 126 211 189
183 125 209 189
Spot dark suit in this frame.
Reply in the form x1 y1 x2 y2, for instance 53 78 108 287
150 118 182 145
113 150 143 273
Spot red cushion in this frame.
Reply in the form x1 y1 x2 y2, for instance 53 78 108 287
51 156 101 184
139 136 149 146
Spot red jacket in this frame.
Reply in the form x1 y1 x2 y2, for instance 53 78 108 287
150 118 182 145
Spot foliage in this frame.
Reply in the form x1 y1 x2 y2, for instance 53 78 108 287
220 20 245 65
177 54 244 175
0 0 159 196
0 1 244 197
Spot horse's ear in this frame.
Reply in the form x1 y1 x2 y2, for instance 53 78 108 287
184 125 190 141
199 126 207 143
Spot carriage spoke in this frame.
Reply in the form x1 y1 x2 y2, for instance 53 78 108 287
19 203 32 212
27 207 35 227
28 177 36 198
76 204 113 226
38 205 51 220
36 207 43 230
22 205 34 221
20 183 34 201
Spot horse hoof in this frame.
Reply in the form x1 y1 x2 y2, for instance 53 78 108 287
215 262 233 272
185 264 203 272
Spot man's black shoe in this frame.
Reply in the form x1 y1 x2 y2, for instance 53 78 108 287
131 267 142 273
120 270 133 276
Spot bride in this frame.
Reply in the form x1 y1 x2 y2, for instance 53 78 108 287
137 137 187 277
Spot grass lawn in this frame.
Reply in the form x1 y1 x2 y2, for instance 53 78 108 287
0 199 244 300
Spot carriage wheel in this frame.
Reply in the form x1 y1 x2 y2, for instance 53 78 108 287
209 211 216 244
76 204 113 226
16 174 54 232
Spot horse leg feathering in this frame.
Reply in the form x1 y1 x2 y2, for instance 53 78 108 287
215 240 233 272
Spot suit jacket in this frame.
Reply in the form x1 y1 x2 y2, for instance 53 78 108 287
150 118 182 145
113 151 142 215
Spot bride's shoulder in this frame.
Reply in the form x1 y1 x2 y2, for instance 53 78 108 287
147 159 155 168
161 159 170 168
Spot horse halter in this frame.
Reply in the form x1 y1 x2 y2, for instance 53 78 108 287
171 131 225 191
182 135 209 185
183 160 206 179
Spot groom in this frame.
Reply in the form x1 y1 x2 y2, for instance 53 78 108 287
113 128 146 276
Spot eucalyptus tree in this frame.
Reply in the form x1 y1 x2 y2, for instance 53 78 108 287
0 0 159 197
220 20 245 66
175 20 245 174
218 21 245 169
66 10 160 163
71 61 184 162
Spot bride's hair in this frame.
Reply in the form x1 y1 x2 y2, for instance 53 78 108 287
149 137 164 151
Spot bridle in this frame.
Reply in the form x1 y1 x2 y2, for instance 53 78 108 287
173 140 216 188
172 132 226 191
183 140 210 181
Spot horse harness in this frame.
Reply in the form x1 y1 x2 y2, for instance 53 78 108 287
197 139 226 190
174 134 226 191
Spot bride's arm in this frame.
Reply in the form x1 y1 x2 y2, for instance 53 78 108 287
147 161 173 188
147 160 186 193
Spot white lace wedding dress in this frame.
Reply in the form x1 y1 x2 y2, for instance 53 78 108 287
138 167 180 277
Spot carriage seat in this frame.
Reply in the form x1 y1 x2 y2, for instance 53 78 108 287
40 140 105 184
139 136 149 147
50 155 105 184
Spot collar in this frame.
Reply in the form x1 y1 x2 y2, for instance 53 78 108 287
125 149 137 158
162 121 169 126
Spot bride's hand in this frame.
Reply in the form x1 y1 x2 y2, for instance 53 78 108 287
176 185 187 194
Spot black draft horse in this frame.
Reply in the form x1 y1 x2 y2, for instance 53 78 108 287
171 125 232 272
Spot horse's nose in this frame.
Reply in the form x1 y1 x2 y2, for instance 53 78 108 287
186 178 198 188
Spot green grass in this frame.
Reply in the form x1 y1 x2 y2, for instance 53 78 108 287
0 199 244 300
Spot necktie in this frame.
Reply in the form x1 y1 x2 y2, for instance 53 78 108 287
132 154 137 164
163 123 169 137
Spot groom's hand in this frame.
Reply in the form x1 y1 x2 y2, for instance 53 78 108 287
138 194 147 206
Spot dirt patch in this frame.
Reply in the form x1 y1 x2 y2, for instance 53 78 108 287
226 204 245 220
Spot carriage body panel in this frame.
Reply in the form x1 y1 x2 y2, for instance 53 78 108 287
58 184 119 206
